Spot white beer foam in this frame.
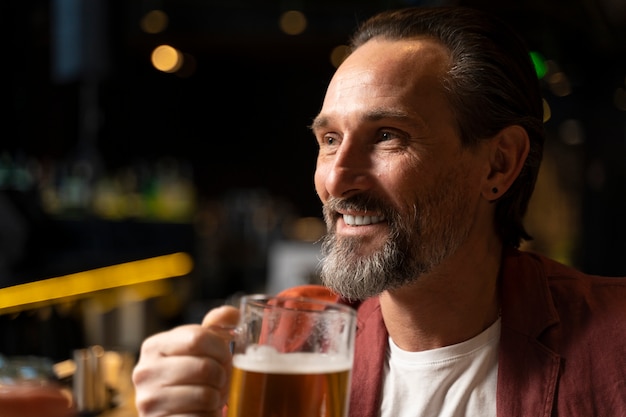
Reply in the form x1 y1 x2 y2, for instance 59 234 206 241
232 345 352 374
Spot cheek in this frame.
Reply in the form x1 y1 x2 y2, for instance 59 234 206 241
384 161 422 198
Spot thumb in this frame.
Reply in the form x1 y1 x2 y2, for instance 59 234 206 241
201 305 240 417
202 305 240 329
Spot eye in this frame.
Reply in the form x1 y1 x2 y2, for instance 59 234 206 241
377 129 404 143
318 133 339 147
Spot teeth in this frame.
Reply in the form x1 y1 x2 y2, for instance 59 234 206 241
343 214 385 226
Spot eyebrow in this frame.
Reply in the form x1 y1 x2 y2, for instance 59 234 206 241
309 115 328 132
310 108 415 132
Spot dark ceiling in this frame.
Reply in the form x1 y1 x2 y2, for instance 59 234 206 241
2 0 626 216
0 0 625 280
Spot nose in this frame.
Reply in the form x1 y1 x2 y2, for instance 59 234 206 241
317 139 373 199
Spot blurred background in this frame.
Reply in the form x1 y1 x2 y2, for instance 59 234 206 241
1 0 625 365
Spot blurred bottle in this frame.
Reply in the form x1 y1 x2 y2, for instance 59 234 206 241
73 346 108 415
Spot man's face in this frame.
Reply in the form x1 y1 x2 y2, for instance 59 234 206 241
311 38 490 300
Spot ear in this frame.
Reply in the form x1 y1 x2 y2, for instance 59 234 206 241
481 125 530 201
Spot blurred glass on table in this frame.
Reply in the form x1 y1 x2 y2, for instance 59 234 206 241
0 354 76 417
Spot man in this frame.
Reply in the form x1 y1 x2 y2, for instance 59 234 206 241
132 6 626 416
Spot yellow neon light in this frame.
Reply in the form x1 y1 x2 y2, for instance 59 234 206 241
0 252 193 312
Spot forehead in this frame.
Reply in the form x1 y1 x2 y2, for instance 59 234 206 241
341 37 450 77
317 38 451 124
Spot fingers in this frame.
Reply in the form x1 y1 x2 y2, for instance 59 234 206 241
135 353 227 388
161 324 233 365
133 305 239 417
134 382 223 416
133 331 230 416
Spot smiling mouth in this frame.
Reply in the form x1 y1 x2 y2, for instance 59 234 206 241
343 214 386 226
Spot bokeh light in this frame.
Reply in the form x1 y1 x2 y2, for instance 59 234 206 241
140 9 169 34
330 45 350 68
279 10 307 35
151 45 183 73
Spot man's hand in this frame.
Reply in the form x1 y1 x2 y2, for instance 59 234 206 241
132 305 240 417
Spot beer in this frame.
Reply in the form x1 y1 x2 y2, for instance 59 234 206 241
226 351 352 417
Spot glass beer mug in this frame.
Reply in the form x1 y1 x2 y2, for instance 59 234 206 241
226 294 357 417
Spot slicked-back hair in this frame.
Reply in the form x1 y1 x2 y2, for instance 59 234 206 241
349 6 545 248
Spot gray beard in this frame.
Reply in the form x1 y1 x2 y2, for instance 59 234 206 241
319 230 409 301
318 187 471 301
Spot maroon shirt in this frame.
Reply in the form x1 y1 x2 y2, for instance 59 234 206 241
347 248 626 416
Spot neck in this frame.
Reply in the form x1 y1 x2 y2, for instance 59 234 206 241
379 244 502 352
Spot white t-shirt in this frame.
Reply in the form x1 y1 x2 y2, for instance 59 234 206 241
380 318 500 417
